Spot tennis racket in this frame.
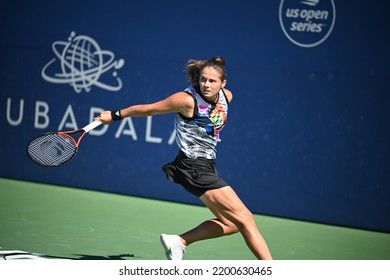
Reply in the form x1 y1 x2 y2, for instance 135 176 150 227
27 120 102 167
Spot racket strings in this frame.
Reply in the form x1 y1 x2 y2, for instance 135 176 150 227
27 133 77 167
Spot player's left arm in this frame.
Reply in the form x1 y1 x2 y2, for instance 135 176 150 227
96 91 194 124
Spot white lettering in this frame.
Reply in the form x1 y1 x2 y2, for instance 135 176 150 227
286 8 299 18
290 21 323 32
4 98 175 145
115 118 138 140
145 116 162 143
287 9 329 21
316 10 328 20
58 104 78 131
168 128 176 145
34 101 50 129
6 98 24 126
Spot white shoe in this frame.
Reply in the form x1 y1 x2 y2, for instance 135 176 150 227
160 234 186 260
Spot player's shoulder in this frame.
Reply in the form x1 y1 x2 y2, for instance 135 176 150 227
168 91 195 109
222 88 233 103
171 91 194 103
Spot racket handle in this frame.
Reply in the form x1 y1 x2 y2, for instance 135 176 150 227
83 120 102 132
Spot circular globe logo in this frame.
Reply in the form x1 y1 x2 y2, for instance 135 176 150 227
61 36 102 91
42 32 125 93
279 0 336 48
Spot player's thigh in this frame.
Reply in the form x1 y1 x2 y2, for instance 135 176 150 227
200 186 254 226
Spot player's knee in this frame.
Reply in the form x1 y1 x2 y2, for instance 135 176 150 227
219 219 239 234
228 224 240 234
234 209 255 231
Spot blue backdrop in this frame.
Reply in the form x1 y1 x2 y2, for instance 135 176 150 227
1 0 389 232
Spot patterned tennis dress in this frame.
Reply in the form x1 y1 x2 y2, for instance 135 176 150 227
174 84 229 159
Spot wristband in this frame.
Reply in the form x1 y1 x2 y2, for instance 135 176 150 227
111 110 123 121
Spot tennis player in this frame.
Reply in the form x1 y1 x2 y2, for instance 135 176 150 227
96 57 273 260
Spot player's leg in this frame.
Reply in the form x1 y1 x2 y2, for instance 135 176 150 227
199 186 273 260
161 196 239 260
179 209 239 246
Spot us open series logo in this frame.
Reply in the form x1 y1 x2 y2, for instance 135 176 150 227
279 0 336 47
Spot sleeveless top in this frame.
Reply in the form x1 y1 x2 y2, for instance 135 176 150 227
174 84 229 159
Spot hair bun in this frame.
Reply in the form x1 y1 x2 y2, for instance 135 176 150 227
211 56 225 65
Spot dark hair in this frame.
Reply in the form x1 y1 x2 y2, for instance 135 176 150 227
185 57 226 84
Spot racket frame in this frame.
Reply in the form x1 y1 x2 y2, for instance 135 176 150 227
27 120 102 167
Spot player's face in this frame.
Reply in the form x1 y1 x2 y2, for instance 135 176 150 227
199 66 226 102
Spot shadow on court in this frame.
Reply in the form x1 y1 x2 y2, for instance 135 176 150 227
51 253 139 260
70 253 137 260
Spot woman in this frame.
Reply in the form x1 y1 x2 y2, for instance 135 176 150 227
96 57 273 260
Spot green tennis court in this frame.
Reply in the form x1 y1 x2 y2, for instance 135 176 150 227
0 177 389 260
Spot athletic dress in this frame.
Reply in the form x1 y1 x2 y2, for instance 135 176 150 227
162 84 230 197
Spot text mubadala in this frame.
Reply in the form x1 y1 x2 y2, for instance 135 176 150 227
5 98 176 144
